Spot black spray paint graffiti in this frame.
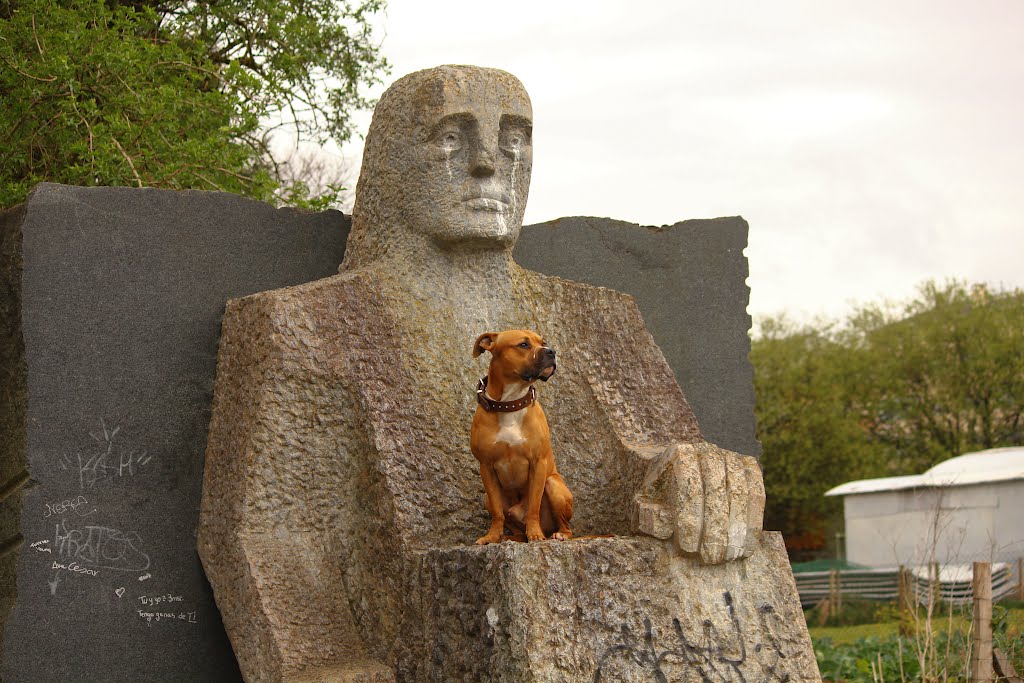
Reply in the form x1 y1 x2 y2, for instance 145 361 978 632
54 519 151 572
594 592 792 683
56 420 152 489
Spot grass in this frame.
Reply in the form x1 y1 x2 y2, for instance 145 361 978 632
810 620 900 645
811 605 1024 643
808 601 1024 681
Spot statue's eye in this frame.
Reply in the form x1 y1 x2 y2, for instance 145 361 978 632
500 129 528 153
438 130 462 152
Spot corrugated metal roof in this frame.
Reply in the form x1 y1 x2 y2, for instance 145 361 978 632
825 446 1024 496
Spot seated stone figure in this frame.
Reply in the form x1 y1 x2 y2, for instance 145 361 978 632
198 65 817 682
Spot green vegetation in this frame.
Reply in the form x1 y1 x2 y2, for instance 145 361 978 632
0 0 388 208
809 602 1024 682
753 281 1024 557
810 621 900 646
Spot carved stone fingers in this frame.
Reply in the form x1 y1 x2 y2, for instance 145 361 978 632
742 454 766 558
631 442 764 564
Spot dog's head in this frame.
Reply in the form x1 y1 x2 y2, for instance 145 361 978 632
473 330 556 382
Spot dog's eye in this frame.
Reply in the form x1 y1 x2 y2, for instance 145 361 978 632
518 342 530 349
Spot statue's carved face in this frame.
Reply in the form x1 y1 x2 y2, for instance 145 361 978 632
395 70 533 248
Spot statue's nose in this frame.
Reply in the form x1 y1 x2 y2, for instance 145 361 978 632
469 145 496 178
469 130 499 178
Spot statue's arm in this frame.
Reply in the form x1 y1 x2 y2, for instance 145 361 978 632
197 292 389 682
568 283 765 563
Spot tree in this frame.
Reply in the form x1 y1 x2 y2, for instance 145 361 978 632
845 282 1024 473
0 0 388 208
753 281 1024 559
752 317 882 557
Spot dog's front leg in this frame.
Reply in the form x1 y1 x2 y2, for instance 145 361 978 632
476 464 506 545
524 462 547 541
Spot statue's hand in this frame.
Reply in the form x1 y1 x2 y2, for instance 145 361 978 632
631 442 764 564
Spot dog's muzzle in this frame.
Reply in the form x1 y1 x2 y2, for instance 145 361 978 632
526 347 556 382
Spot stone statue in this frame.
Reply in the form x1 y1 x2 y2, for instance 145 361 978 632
198 65 819 682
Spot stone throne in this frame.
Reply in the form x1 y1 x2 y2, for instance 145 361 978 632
197 65 818 682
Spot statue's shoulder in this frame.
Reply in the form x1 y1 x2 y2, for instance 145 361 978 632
220 269 386 344
516 267 644 319
218 268 394 374
225 268 373 313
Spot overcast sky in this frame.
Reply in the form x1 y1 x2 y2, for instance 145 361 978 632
325 1 1024 322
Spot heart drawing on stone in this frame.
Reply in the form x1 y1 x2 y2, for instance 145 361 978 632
115 587 125 598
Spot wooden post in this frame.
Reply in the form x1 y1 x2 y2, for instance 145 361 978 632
1018 557 1023 601
828 569 838 616
897 565 908 613
971 561 993 683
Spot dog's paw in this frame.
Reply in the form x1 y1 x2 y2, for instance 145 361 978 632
551 531 572 541
526 528 545 542
475 533 502 545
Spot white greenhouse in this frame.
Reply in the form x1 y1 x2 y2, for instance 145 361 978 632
825 446 1024 569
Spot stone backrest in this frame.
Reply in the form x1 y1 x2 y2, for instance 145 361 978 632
0 185 757 682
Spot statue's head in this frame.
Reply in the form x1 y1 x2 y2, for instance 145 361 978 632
343 65 533 269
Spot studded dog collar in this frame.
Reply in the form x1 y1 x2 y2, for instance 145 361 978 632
476 377 536 413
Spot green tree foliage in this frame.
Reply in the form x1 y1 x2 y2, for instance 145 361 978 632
752 317 885 554
0 0 388 208
845 282 1024 473
753 281 1024 557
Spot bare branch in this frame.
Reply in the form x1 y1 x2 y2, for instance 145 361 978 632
31 14 43 54
1 55 57 82
193 171 225 192
111 137 143 188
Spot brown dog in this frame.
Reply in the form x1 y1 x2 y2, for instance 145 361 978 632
471 330 574 544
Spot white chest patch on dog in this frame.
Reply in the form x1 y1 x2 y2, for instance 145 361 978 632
491 381 529 447
494 411 527 446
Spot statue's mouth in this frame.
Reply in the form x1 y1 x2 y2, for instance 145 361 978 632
463 197 508 213
463 189 511 213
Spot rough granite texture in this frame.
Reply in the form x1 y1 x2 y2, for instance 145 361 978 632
198 265 816 682
198 65 819 682
406 534 811 682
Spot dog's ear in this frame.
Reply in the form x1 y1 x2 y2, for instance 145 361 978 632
473 332 498 357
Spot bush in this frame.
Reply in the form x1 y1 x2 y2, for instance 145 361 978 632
805 599 899 628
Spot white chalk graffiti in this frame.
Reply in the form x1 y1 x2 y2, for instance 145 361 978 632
136 594 196 625
54 519 151 572
137 610 197 625
51 560 99 577
56 419 152 489
43 495 94 519
139 593 182 607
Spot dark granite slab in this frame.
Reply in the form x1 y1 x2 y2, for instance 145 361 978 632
517 216 759 458
1 186 756 681
1 184 348 682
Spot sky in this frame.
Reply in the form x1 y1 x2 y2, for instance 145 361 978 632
320 0 1024 322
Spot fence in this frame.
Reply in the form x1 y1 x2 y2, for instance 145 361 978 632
793 561 1021 608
